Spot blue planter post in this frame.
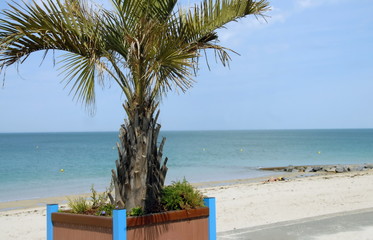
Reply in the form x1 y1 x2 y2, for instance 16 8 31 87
47 204 59 240
112 208 127 240
204 197 217 240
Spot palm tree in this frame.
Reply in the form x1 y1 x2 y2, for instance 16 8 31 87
0 0 269 213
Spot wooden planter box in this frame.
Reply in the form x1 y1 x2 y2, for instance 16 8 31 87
47 198 216 240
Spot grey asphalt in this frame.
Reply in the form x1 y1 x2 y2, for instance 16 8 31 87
218 207 373 240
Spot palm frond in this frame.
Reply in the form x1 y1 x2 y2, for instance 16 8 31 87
0 0 111 106
0 0 271 108
157 0 270 79
180 0 270 39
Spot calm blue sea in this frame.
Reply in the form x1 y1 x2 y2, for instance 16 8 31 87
1 129 373 202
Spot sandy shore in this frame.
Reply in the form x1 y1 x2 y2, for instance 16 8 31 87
1 170 373 239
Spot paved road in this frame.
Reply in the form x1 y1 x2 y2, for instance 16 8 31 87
218 208 373 240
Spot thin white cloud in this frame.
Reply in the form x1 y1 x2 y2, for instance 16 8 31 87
295 0 349 10
217 0 352 45
297 0 321 9
216 5 287 46
217 18 267 47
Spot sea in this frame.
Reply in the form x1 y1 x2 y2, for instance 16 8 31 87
1 129 373 203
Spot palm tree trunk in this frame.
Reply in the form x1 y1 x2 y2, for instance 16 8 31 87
111 100 168 213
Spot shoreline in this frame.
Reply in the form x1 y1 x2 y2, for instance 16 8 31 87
0 170 309 212
1 163 371 212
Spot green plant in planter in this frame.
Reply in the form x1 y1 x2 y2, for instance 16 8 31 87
96 203 116 216
90 184 113 209
90 185 101 209
66 185 115 216
129 206 145 216
67 197 91 214
161 179 205 211
91 184 116 216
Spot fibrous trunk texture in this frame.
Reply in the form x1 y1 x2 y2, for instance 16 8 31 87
111 101 168 213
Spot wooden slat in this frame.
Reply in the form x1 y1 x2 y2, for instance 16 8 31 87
52 213 112 229
127 207 209 228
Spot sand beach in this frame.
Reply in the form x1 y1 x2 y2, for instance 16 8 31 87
1 169 373 239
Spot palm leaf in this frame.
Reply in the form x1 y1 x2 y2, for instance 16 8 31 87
0 0 270 107
0 0 111 106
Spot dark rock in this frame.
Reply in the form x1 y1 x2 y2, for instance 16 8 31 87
348 165 365 172
297 167 306 172
313 166 322 172
358 165 364 171
305 167 314 172
324 167 336 173
285 167 294 172
365 164 373 169
335 167 346 173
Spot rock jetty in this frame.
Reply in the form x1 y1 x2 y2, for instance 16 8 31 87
260 164 373 173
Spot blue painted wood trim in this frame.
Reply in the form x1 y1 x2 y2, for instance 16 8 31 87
204 197 217 240
113 209 127 240
47 204 59 240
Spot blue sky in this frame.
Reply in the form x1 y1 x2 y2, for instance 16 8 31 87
0 0 372 133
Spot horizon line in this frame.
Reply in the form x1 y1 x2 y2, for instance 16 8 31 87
1 127 373 134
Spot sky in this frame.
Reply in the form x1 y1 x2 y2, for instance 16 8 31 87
0 0 372 133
